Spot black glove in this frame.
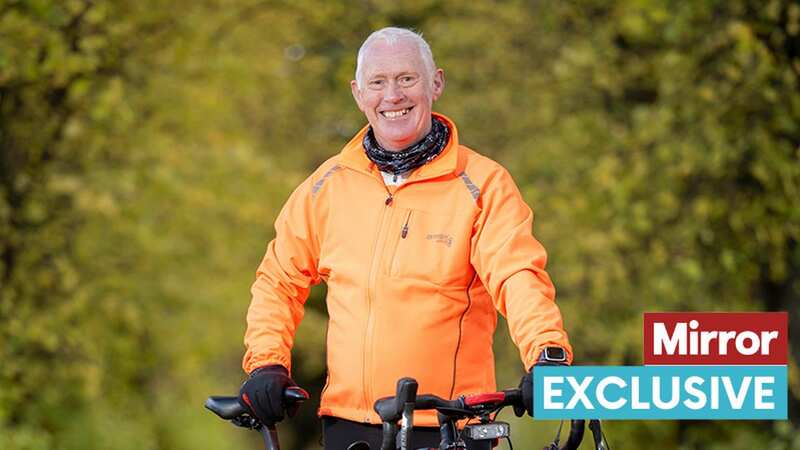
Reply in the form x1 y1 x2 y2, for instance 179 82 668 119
514 360 568 418
239 365 297 424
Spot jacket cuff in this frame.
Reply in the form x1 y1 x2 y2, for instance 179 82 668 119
534 360 568 367
249 364 289 378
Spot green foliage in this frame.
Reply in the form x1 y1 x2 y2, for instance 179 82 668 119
1 0 798 449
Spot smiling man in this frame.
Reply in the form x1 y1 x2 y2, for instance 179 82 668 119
238 27 573 449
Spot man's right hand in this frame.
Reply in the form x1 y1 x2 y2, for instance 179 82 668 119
239 365 297 423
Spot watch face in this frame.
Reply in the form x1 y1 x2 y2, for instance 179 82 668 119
544 347 566 361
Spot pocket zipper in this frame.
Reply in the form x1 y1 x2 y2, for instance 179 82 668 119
400 210 412 239
389 210 412 277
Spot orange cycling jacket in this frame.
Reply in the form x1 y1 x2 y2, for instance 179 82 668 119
243 113 572 426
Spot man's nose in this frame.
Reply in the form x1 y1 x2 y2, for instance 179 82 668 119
383 81 405 102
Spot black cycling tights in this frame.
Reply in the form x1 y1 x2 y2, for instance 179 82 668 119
322 416 493 450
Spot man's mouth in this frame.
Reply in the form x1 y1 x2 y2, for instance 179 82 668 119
380 107 413 119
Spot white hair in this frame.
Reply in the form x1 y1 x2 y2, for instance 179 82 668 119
355 27 437 88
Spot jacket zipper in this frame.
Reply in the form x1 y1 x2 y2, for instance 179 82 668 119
362 188 394 422
335 160 461 419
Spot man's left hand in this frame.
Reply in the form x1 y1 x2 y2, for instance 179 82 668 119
515 360 568 417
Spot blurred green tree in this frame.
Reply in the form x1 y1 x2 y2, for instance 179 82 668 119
1 0 797 449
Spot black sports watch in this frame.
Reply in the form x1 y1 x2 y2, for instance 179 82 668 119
537 346 567 363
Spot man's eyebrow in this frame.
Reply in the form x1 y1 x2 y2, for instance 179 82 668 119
368 70 419 78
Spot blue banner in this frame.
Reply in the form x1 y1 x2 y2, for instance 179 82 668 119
533 366 787 419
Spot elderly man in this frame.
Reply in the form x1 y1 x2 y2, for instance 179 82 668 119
239 27 572 449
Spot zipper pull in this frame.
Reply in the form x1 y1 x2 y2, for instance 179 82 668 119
385 195 393 206
400 211 411 238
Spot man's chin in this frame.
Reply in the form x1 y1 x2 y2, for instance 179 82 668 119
374 129 419 151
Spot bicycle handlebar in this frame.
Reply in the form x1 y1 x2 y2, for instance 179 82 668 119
204 386 308 421
375 388 523 423
374 378 599 450
206 380 607 450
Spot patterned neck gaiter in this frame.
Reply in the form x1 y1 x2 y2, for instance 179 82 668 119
363 116 450 175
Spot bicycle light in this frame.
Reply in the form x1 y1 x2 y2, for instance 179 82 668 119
463 422 510 440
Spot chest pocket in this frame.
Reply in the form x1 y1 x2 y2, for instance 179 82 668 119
386 208 474 287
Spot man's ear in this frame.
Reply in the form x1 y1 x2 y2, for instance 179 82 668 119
431 69 445 102
351 80 364 111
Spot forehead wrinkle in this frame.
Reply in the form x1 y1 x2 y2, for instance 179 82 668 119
364 69 421 80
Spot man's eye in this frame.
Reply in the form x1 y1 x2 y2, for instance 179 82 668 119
368 80 385 89
399 76 416 86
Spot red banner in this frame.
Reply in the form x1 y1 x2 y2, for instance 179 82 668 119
643 312 788 365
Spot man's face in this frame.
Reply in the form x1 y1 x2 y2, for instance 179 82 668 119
351 39 444 151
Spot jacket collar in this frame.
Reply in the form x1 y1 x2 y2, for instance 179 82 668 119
338 112 460 181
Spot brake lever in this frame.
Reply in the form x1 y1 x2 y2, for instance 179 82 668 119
284 386 309 418
231 414 261 429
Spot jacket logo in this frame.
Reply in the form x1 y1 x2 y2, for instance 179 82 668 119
426 233 453 247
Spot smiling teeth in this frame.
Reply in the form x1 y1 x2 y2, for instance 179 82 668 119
382 108 409 118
